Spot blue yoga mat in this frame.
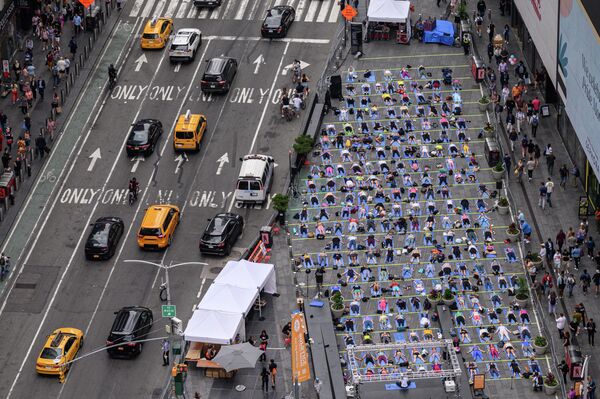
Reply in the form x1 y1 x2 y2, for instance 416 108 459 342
385 382 417 390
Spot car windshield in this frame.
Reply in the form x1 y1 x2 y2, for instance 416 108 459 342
89 223 110 247
139 227 161 236
40 347 62 360
170 44 188 51
265 15 282 26
176 131 194 139
142 33 159 39
128 125 150 144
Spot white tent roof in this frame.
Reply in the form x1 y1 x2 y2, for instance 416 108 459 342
368 0 410 23
198 283 258 316
215 260 278 295
184 309 245 344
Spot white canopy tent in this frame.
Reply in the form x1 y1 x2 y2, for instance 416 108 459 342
197 283 258 316
215 260 278 295
367 0 410 23
184 309 245 345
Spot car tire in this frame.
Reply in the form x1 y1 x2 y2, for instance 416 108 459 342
195 142 200 152
226 244 232 256
168 235 173 246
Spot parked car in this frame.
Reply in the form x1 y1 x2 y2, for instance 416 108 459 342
199 213 244 255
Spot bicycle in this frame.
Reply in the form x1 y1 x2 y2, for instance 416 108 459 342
128 187 138 205
282 106 295 121
159 282 168 302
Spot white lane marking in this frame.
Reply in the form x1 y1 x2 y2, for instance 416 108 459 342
87 148 102 172
328 2 339 23
153 0 167 16
221 0 237 19
234 0 251 20
247 0 264 20
0 17 140 302
140 0 156 17
228 41 290 213
203 35 330 43
303 0 319 22
174 63 181 72
134 53 148 72
295 0 307 20
165 0 179 17
5 18 145 399
176 0 191 18
129 0 145 17
316 0 332 22
216 153 229 175
130 156 144 173
197 277 207 298
209 3 221 19
274 0 284 5
188 3 199 18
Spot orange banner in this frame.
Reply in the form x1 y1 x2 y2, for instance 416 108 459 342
291 313 310 383
78 0 95 7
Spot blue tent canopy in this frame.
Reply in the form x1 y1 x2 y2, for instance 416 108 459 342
423 20 455 46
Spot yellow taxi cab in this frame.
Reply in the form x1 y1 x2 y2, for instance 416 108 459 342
36 328 84 381
141 17 173 49
137 205 180 249
174 110 207 152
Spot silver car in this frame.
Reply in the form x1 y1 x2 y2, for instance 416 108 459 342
169 29 202 62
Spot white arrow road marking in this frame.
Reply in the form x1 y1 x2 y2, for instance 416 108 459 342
134 54 148 72
274 162 279 168
216 152 229 175
281 60 310 75
174 63 181 73
130 155 145 173
252 54 265 74
174 153 188 174
87 148 101 172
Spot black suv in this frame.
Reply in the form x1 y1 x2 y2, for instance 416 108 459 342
261 6 295 38
106 306 153 358
200 57 237 94
126 119 163 157
199 213 244 256
194 0 221 7
84 217 124 260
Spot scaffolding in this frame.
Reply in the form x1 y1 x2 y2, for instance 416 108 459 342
346 339 463 386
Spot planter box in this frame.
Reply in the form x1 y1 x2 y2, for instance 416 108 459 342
506 230 520 242
478 102 490 113
516 296 529 309
543 383 559 396
443 297 455 306
331 305 344 319
491 169 504 181
484 128 495 139
497 205 509 215
533 343 548 355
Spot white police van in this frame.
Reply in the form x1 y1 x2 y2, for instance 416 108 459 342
234 154 274 205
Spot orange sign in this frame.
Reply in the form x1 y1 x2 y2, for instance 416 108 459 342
291 313 310 383
78 0 95 7
341 5 358 21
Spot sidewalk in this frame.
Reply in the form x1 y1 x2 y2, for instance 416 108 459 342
469 0 600 394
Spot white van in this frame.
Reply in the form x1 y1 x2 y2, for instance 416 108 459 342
234 154 274 204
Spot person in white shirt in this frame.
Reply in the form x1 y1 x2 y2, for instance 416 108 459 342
497 324 511 342
545 178 555 207
556 313 567 338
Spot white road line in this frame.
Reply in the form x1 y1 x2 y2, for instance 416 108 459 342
328 2 339 23
5 17 144 399
303 0 319 22
316 0 332 22
153 0 167 16
204 35 330 43
140 0 156 17
196 277 207 298
129 0 145 17
247 0 264 20
234 0 251 20
295 0 307 20
274 0 284 5
176 0 191 18
228 40 290 213
187 2 199 18
221 0 237 20
209 4 221 19
198 8 210 18
165 0 179 17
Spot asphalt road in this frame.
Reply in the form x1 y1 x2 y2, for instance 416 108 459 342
0 0 337 397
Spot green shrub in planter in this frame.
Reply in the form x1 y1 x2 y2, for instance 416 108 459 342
507 223 520 235
443 289 454 301
516 277 529 301
493 161 505 172
293 135 315 156
534 336 548 347
330 291 344 310
544 372 558 387
498 197 509 207
272 194 289 213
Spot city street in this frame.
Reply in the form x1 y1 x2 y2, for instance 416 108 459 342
0 0 336 397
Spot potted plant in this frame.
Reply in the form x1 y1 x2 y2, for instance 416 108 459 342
492 161 505 181
497 197 509 215
272 194 289 225
293 134 315 168
427 289 442 305
442 288 455 306
455 1 469 22
533 336 548 355
478 95 491 112
543 372 559 396
330 291 345 319
506 223 520 241
483 122 495 138
515 277 529 308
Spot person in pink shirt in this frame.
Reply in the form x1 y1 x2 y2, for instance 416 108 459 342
532 96 541 112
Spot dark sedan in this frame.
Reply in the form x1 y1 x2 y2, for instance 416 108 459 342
199 213 244 256
261 6 295 38
126 119 163 157
85 217 124 260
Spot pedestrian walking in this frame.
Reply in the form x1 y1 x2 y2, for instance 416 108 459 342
515 158 524 182
73 13 82 35
556 313 567 338
559 360 569 384
268 359 277 388
587 376 597 399
587 318 596 346
68 37 77 59
581 268 591 294
533 144 541 167
530 113 539 137
487 42 493 64
315 266 324 295
572 165 580 187
503 24 510 44
557 272 566 298
593 269 600 296
314 378 323 397
1 149 10 170
353 0 359 9
520 135 529 158
259 330 269 362
545 178 554 207
503 154 511 176
36 77 46 101
548 291 557 314
488 22 495 42
526 157 535 182
162 339 170 366
260 367 270 391
538 182 547 209
586 237 596 258
559 165 569 189
567 273 576 297
546 152 555 176
35 133 47 160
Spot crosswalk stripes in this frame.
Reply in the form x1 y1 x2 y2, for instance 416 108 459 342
129 0 340 23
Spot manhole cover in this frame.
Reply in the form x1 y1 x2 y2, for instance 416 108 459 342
210 267 221 274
